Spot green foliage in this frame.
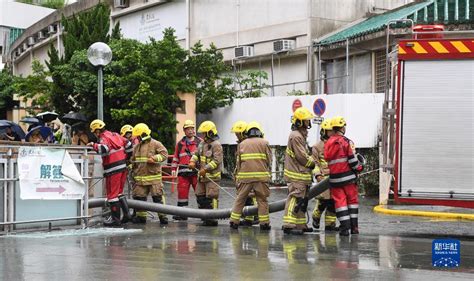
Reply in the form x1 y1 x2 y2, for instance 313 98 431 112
0 69 17 118
14 60 52 114
287 89 309 96
357 147 379 196
186 42 235 113
234 70 269 98
18 0 66 9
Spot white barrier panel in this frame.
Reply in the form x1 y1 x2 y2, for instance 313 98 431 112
199 94 384 147
18 147 85 200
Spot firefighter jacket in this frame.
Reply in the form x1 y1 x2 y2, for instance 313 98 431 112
190 139 223 182
312 139 331 199
171 136 201 176
93 130 132 177
284 129 316 184
132 138 168 185
324 133 362 187
235 137 272 183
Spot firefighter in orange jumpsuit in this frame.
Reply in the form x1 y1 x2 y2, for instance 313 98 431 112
171 120 201 220
88 119 132 227
282 107 317 235
230 121 272 230
324 116 363 236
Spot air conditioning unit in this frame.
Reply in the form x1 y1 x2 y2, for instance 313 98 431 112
22 43 28 51
273 39 295 53
114 0 129 8
15 49 21 57
38 31 46 40
234 45 254 58
27 37 36 46
47 25 56 34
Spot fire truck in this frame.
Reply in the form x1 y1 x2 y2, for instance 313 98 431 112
393 28 474 208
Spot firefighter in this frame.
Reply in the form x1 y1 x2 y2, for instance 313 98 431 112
88 119 132 227
231 121 259 226
230 121 272 231
189 121 223 226
311 118 338 232
171 119 201 220
282 107 317 235
130 123 169 225
324 116 363 236
121 124 139 145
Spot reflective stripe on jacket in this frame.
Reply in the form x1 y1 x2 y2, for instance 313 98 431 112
284 129 316 184
324 134 361 187
236 137 272 183
93 130 131 177
171 136 201 175
132 138 168 185
190 139 223 182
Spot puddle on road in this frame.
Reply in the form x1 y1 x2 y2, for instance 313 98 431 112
2 228 143 239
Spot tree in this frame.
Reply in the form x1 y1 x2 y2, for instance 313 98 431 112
185 42 235 113
18 0 67 9
14 59 52 114
0 69 17 119
234 70 269 98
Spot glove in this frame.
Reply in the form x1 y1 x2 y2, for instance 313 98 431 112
316 175 324 182
199 168 207 177
188 161 196 170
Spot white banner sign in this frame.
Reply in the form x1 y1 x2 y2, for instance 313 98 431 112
18 147 86 200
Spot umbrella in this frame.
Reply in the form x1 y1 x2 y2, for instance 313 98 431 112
0 120 26 140
25 126 54 143
61 112 88 124
20 116 43 125
36 111 59 123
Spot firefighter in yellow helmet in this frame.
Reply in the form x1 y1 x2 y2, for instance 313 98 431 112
231 121 259 226
311 118 338 232
230 121 272 230
130 123 169 225
121 124 139 145
282 107 317 235
189 121 223 226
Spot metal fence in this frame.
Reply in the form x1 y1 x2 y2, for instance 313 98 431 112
0 141 97 234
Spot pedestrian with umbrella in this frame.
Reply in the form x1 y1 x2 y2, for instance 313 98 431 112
0 120 25 142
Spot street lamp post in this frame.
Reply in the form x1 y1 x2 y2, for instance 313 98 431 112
87 42 112 120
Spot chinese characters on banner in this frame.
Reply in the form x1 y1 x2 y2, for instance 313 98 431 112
18 147 86 200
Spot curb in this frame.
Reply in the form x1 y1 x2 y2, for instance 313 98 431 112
373 205 474 221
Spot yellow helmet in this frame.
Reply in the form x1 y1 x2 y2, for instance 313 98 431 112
245 121 263 133
120 124 133 136
331 116 346 128
231 121 247 133
90 119 105 133
321 118 333 131
183 119 195 129
132 123 151 140
291 107 314 125
198 121 218 138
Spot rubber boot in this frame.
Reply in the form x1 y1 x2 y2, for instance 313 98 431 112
325 224 340 232
131 197 147 224
312 216 321 230
302 226 313 233
282 227 303 235
173 201 188 221
152 195 168 225
339 220 351 236
351 217 359 234
104 201 121 227
203 198 218 227
260 224 271 231
229 221 239 230
118 195 132 223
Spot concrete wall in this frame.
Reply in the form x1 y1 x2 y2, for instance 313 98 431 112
199 93 384 148
0 1 54 29
175 92 196 143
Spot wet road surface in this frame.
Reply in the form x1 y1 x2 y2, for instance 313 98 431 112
1 189 473 280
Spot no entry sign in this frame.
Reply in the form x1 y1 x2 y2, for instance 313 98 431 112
313 98 326 116
292 99 302 112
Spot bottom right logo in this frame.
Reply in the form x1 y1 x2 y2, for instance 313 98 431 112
432 239 461 268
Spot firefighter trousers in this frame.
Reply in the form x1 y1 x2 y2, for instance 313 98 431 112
331 183 358 231
105 171 127 201
312 199 337 227
230 182 270 225
282 182 309 230
177 175 198 204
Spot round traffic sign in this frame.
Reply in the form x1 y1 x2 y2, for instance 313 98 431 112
313 98 326 116
292 99 302 112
